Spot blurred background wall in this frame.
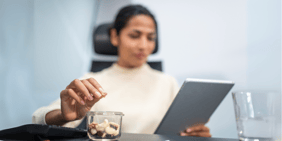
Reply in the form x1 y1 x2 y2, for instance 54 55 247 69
130 0 281 138
0 0 99 129
0 0 280 139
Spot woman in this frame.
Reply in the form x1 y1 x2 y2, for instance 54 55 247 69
32 5 211 137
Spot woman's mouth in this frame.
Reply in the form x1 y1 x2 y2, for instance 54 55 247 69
136 53 145 59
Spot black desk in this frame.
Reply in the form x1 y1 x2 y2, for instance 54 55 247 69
55 133 239 141
0 124 239 141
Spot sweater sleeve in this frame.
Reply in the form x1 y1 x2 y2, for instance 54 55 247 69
32 98 61 125
32 97 83 128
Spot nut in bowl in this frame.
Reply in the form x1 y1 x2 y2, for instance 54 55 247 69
87 111 124 140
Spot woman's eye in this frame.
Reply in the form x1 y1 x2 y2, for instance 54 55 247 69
148 37 156 41
129 35 139 39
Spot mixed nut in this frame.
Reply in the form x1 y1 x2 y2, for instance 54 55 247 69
88 119 120 138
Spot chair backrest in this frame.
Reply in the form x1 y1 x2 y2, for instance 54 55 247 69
90 23 162 72
90 61 162 72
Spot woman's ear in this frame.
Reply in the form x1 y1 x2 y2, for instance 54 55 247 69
110 28 118 47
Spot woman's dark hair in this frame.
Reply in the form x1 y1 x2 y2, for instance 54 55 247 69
112 5 158 35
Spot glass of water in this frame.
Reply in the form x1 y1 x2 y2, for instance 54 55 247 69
232 92 276 141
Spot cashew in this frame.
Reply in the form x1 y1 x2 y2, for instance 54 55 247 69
101 132 107 138
105 126 118 135
90 128 97 135
95 119 109 131
109 122 120 131
105 122 120 136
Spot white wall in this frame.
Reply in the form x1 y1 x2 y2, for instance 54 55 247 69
33 0 98 106
0 0 35 129
131 0 280 139
0 0 98 130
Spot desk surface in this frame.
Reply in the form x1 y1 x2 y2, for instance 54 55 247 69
54 133 239 141
0 124 239 141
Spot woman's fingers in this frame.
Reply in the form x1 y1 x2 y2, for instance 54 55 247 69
180 124 211 137
81 79 102 99
60 89 85 105
67 79 92 101
88 78 107 96
198 132 212 137
180 131 211 137
63 78 106 106
189 132 211 137
66 78 107 100
186 124 210 133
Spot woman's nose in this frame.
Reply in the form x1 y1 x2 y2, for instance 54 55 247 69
138 36 148 50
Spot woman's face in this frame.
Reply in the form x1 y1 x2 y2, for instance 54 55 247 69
111 14 156 68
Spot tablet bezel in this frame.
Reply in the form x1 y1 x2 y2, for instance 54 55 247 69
154 78 235 135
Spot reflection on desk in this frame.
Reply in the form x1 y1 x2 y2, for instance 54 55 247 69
54 133 239 141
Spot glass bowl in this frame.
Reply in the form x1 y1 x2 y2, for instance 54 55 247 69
86 111 124 141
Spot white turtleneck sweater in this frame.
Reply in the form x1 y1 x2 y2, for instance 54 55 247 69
32 63 179 134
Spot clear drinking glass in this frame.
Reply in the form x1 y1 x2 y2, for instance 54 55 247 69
232 92 276 141
86 111 124 141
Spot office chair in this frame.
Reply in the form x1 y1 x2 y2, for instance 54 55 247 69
77 23 162 129
90 23 162 72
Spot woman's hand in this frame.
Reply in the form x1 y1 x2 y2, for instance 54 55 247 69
180 124 211 137
60 78 107 122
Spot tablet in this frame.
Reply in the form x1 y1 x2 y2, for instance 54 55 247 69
154 78 234 135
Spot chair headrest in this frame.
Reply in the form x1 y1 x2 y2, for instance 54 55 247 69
93 23 158 55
